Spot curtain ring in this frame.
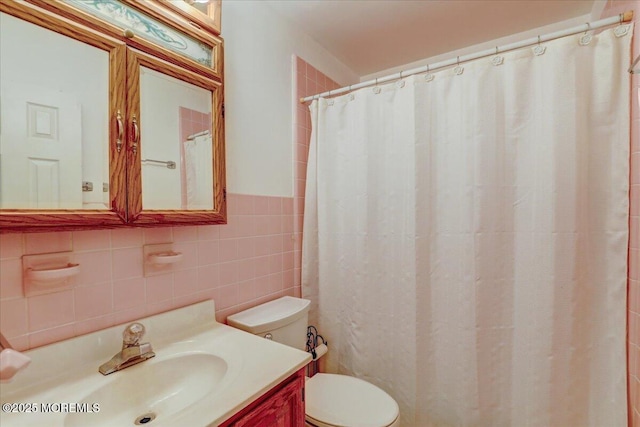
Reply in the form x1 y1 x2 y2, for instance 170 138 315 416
373 78 381 94
492 46 504 66
533 35 546 55
614 15 630 37
454 56 463 75
424 64 434 81
396 70 406 88
580 22 593 45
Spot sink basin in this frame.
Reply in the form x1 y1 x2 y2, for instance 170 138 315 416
64 353 227 427
0 300 311 427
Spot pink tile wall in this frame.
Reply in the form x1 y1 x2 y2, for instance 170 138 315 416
179 106 211 143
0 193 295 350
293 56 341 291
601 1 640 425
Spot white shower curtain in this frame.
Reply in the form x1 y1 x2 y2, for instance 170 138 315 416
302 25 632 426
184 134 213 210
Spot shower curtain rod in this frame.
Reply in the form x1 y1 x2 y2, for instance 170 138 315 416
300 11 634 103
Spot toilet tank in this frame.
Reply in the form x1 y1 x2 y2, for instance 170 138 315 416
227 296 310 351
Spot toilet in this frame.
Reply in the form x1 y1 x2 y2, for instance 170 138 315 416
227 296 400 427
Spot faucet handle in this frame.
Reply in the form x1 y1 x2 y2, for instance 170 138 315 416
122 322 146 346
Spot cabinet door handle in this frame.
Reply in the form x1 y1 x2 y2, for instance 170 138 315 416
131 114 139 156
116 110 123 153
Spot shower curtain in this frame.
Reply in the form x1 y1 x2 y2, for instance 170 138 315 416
302 25 632 426
183 134 213 210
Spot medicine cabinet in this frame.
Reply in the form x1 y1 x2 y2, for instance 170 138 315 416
0 0 225 232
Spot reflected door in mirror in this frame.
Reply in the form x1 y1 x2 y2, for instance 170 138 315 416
1 85 82 209
0 12 109 210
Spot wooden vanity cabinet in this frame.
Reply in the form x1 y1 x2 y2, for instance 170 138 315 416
220 369 306 427
0 0 226 232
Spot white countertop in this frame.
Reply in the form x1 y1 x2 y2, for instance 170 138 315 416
0 300 311 426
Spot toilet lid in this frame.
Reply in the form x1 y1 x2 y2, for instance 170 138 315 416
305 374 399 427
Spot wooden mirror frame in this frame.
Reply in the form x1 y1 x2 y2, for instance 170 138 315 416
125 49 226 227
0 1 128 233
157 0 222 36
0 0 226 233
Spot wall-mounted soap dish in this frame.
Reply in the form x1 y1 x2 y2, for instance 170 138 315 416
27 263 80 282
148 251 183 265
144 243 183 276
22 252 79 297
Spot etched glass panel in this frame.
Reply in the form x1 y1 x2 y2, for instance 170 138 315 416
67 0 213 67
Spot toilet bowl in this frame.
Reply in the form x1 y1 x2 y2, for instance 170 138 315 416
305 373 399 427
227 296 400 427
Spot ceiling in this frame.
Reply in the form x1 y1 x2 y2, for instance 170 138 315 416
265 0 599 77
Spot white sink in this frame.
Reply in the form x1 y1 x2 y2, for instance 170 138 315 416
0 300 311 427
64 353 228 427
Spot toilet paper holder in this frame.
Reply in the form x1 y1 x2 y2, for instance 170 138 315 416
306 326 328 377
306 325 327 359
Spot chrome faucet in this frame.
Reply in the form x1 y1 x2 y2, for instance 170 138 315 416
99 323 155 375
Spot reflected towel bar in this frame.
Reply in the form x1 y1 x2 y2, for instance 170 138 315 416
187 130 210 141
142 159 176 169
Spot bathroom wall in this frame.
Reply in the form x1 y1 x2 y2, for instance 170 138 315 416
222 1 358 197
0 2 357 352
0 194 297 350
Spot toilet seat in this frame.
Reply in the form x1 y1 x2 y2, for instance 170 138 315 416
305 373 399 427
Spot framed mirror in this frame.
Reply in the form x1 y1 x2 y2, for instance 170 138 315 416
0 0 224 232
0 2 127 231
0 12 109 210
125 49 225 226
